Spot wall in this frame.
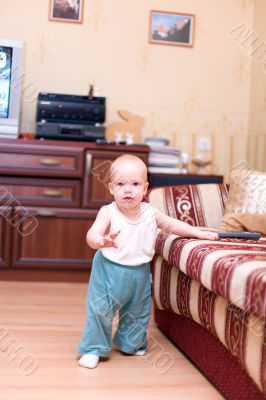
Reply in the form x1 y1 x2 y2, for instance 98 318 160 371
248 0 266 172
1 0 265 178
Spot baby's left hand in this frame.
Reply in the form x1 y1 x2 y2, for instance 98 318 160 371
197 231 219 240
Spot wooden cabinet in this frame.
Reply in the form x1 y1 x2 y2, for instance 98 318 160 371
82 150 116 208
0 207 12 268
0 138 149 280
11 207 96 270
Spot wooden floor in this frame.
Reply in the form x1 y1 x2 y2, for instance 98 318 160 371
0 281 224 400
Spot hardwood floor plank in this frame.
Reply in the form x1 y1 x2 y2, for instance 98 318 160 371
0 282 224 400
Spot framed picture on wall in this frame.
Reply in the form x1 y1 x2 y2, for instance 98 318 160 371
49 0 84 24
149 10 194 47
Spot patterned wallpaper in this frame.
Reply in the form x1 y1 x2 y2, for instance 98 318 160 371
1 0 265 179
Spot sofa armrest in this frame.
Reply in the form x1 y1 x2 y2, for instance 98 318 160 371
155 230 180 261
154 230 266 322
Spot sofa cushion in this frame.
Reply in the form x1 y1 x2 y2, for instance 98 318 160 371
220 167 266 234
220 213 266 234
148 183 228 229
155 232 266 321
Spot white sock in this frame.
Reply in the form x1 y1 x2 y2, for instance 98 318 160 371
78 354 99 368
135 349 146 356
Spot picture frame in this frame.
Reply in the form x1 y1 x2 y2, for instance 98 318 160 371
149 10 194 47
49 0 84 24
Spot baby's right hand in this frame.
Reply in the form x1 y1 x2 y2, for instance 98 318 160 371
100 230 120 248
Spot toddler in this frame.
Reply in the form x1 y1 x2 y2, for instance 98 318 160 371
77 154 218 368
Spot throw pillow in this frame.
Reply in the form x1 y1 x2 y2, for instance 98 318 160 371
220 166 266 234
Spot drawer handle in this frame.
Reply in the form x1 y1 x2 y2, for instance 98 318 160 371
86 153 92 174
40 158 61 166
36 210 58 217
43 189 64 197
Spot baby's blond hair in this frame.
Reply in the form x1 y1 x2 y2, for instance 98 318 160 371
110 154 147 182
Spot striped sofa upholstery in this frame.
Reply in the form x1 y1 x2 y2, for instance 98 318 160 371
148 184 266 400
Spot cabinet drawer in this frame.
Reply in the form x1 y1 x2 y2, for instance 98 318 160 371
11 207 96 270
0 177 81 207
0 143 84 177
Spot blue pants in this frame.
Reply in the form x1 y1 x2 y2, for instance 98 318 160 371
77 250 151 357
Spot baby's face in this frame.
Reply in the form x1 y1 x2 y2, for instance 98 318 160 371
109 161 148 210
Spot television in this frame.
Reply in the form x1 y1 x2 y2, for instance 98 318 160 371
0 39 23 138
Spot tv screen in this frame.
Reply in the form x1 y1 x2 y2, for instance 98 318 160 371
0 39 23 138
0 46 13 119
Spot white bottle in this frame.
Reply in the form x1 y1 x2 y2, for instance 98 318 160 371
181 152 189 174
115 132 123 144
125 132 135 145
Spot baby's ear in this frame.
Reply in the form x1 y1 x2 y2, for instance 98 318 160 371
108 182 114 195
143 182 149 194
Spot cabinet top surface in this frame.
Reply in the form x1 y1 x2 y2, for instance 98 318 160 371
0 138 149 153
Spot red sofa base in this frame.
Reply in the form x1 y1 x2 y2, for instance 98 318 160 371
154 308 264 400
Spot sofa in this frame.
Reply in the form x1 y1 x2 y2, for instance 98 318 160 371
148 183 266 400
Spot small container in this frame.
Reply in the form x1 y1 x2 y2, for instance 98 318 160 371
181 152 189 174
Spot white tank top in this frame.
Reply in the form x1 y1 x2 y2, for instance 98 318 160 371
101 202 158 266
